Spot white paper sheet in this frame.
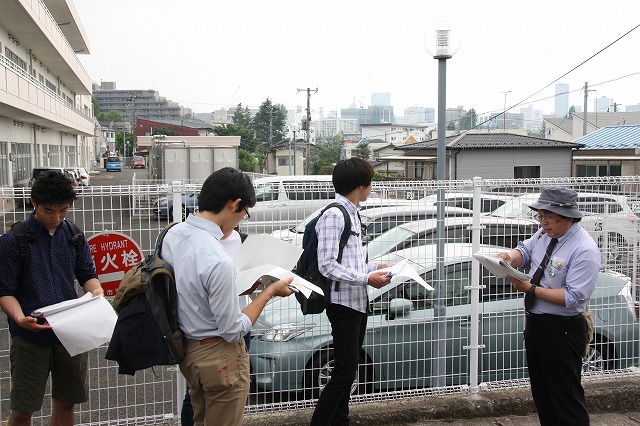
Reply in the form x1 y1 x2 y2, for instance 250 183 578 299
236 264 324 299
39 295 117 357
232 234 311 296
233 234 303 272
376 260 435 291
473 252 531 281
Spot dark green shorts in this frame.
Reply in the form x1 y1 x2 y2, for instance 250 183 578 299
10 336 88 412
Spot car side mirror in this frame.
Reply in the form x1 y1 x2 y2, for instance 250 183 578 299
386 298 413 320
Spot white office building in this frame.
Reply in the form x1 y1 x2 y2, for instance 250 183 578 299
0 0 95 187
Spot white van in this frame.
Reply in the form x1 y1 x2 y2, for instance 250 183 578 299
245 175 335 234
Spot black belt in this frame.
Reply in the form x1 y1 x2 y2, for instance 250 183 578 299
525 312 584 324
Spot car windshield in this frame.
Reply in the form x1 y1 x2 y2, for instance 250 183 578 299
490 199 528 218
254 184 277 202
367 226 415 259
107 157 120 163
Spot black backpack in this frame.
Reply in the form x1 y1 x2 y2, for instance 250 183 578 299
295 203 357 315
106 223 184 375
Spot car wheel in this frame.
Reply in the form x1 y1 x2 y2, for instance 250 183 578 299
582 337 614 373
304 348 371 398
598 233 626 264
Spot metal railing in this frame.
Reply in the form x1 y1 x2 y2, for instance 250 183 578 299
1 176 639 424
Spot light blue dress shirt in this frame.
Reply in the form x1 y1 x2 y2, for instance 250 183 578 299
162 215 252 342
516 223 601 315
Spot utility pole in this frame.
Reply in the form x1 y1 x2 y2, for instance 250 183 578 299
293 129 297 175
268 103 273 145
583 82 588 136
501 90 511 133
297 87 318 175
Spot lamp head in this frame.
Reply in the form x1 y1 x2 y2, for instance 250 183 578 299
424 20 460 59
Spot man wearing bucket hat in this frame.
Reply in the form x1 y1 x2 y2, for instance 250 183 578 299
497 186 600 426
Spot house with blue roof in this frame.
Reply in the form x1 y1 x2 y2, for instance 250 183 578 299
572 125 640 177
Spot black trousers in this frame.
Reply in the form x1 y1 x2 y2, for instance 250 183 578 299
310 304 367 426
524 313 589 426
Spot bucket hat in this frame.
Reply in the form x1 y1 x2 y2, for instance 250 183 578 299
528 186 583 218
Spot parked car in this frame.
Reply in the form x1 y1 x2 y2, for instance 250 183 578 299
249 243 639 396
270 198 421 245
105 156 122 172
76 167 90 186
489 192 640 263
65 168 89 187
132 155 146 169
271 203 473 247
419 192 513 213
366 216 539 260
153 192 199 221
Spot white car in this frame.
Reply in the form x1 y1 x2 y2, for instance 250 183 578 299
367 216 539 260
489 192 639 264
270 201 472 247
419 192 513 213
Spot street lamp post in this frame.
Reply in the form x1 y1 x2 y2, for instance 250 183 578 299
502 90 511 133
426 22 458 388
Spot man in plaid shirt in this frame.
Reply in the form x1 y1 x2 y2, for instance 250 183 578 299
310 158 392 426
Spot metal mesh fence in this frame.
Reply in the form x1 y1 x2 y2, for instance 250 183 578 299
0 175 638 423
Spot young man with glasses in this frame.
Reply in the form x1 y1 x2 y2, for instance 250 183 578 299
497 187 600 426
162 167 294 426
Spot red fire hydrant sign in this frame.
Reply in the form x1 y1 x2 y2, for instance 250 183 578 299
87 232 144 296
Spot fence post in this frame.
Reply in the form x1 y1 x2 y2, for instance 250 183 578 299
466 176 485 394
172 181 183 222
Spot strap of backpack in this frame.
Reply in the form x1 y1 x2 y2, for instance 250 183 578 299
154 222 180 258
10 221 32 266
66 221 85 253
322 202 358 292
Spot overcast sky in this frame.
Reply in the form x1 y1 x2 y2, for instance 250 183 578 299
74 0 640 118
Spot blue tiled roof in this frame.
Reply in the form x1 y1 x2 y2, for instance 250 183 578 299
573 125 640 149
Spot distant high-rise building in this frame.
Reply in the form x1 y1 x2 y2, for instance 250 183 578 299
371 92 391 106
596 96 615 112
555 83 569 118
626 104 640 112
404 107 436 125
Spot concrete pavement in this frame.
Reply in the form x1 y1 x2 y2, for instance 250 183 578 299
243 374 640 426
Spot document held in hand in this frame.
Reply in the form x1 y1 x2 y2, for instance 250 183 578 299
473 252 531 281
31 293 117 356
232 234 323 298
376 259 435 291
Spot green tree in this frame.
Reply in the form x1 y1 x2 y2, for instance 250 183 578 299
238 148 258 172
354 142 370 159
92 96 101 117
115 130 134 157
98 109 126 122
446 121 456 131
214 123 259 152
253 98 288 145
459 108 477 130
232 103 253 128
566 105 576 119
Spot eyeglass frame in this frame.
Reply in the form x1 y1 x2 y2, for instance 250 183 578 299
242 207 251 221
533 212 560 224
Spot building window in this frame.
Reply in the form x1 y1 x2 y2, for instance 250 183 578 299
4 47 27 71
11 143 31 184
45 79 57 93
514 166 540 179
576 163 621 177
414 161 425 179
277 157 290 167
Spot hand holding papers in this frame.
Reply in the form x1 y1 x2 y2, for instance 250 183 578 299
232 234 324 298
473 252 531 281
32 293 117 356
376 259 435 291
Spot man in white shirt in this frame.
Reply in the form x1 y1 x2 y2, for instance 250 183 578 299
163 167 293 426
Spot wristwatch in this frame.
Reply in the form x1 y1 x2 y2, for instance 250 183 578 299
528 284 537 299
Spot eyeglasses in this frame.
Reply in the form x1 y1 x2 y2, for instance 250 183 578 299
533 213 559 224
242 207 251 221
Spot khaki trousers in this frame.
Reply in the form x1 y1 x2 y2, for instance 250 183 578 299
180 338 249 426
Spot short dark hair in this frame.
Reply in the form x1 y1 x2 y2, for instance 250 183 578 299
198 167 256 214
30 171 76 205
332 158 374 195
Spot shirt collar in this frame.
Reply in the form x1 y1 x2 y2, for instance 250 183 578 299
335 193 360 215
184 214 223 240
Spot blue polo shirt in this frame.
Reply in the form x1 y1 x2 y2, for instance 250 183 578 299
0 215 98 346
